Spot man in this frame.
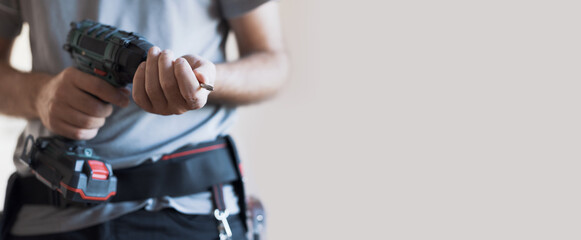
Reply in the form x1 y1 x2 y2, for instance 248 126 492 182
0 0 287 239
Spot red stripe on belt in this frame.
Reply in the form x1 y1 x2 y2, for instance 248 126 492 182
161 143 226 161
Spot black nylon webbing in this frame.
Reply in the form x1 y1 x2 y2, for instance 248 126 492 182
211 184 226 212
17 137 240 205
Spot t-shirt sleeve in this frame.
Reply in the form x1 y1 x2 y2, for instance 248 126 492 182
0 0 23 39
219 0 274 19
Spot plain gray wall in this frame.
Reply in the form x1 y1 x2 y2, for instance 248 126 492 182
235 0 581 239
2 0 581 239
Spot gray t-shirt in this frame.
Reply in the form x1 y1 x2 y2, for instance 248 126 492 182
0 0 269 236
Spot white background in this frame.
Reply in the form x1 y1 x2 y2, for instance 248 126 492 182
2 1 581 239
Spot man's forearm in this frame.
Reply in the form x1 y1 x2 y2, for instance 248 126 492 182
0 61 50 118
211 50 288 106
0 48 288 119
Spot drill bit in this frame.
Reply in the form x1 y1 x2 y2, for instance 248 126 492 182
200 83 214 91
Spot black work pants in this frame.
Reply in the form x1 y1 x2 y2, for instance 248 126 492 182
6 208 247 240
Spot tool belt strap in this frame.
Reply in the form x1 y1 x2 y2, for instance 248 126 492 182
18 136 240 205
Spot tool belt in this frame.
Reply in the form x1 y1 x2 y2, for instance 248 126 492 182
16 136 244 207
1 136 256 239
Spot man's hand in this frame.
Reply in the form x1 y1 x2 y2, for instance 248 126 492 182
35 67 130 140
132 46 216 115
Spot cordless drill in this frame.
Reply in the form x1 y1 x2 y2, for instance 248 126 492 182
19 20 152 204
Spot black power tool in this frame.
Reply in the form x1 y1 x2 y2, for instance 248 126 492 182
18 20 150 204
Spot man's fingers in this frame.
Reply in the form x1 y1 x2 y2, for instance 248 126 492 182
51 120 99 140
193 64 216 87
68 69 129 107
182 55 215 94
174 58 202 109
53 106 105 129
145 46 168 111
184 55 216 86
132 62 153 111
158 50 187 113
64 87 114 118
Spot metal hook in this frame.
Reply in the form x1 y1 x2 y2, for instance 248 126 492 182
214 209 232 240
